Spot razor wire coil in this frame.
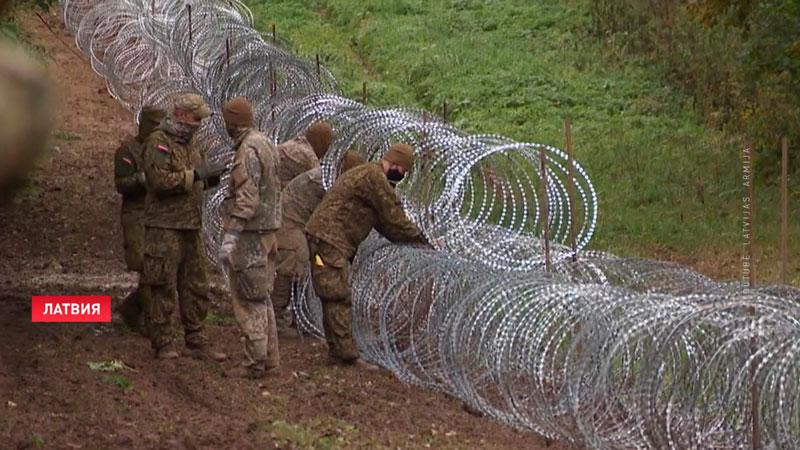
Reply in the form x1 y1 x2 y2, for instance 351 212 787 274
59 0 800 448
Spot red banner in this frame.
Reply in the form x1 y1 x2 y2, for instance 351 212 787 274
31 296 112 322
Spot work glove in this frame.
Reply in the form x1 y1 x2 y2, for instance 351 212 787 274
218 230 239 263
194 159 225 187
134 171 146 186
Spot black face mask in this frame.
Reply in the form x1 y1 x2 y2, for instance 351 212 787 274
386 169 405 183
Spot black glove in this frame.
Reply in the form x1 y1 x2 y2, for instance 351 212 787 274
194 159 225 185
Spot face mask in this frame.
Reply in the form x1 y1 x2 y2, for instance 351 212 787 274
161 114 200 143
386 169 405 183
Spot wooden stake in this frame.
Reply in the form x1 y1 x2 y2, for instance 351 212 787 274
187 4 192 42
565 117 577 262
781 137 788 285
539 146 551 272
269 63 277 104
362 81 367 105
151 0 155 15
315 54 321 80
271 23 276 45
442 100 448 122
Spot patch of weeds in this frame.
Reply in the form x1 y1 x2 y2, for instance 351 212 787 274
206 313 236 325
0 18 23 41
11 183 41 204
88 360 125 372
33 437 45 447
88 359 137 372
102 375 133 390
53 130 81 141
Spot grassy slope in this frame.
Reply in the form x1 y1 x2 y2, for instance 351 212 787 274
246 0 800 284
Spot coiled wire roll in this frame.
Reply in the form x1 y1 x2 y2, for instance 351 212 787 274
60 0 598 271
60 0 800 447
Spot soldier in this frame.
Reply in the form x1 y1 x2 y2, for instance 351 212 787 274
274 121 333 189
114 106 166 333
272 151 365 337
270 121 334 330
217 97 282 378
142 93 226 360
305 144 430 368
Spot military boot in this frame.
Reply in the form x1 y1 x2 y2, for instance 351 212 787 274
325 356 380 371
184 331 228 361
116 291 142 331
224 361 271 379
155 343 179 359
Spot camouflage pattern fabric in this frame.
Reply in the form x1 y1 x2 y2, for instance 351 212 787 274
307 237 359 361
222 127 283 364
143 227 211 350
142 129 204 229
280 168 325 228
305 162 426 261
272 226 308 329
226 232 280 365
274 135 319 189
222 128 281 232
271 167 324 321
114 137 147 270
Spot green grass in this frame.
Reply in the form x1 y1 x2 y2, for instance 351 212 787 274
206 312 236 325
248 0 798 282
54 130 81 141
102 375 133 390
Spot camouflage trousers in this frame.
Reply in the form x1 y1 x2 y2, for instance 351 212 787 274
117 280 151 332
273 225 309 329
117 205 149 329
307 236 359 362
120 205 145 271
143 227 211 350
223 231 280 366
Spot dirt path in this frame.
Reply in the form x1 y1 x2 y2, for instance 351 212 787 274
0 9 566 450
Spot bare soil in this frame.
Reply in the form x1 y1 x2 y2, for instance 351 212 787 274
0 10 569 450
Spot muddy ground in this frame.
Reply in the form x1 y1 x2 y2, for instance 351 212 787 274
0 9 570 450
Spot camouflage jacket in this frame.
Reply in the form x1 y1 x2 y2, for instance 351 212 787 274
305 162 426 260
142 129 205 229
281 167 324 230
275 135 319 189
114 135 146 211
223 128 281 232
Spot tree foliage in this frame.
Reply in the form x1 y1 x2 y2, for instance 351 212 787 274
591 0 800 178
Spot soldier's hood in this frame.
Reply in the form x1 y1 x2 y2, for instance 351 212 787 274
138 107 166 141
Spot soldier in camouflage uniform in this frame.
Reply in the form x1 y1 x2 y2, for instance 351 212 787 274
272 151 365 337
274 121 332 189
114 107 166 333
142 93 226 360
270 121 333 331
305 144 429 368
218 97 282 378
